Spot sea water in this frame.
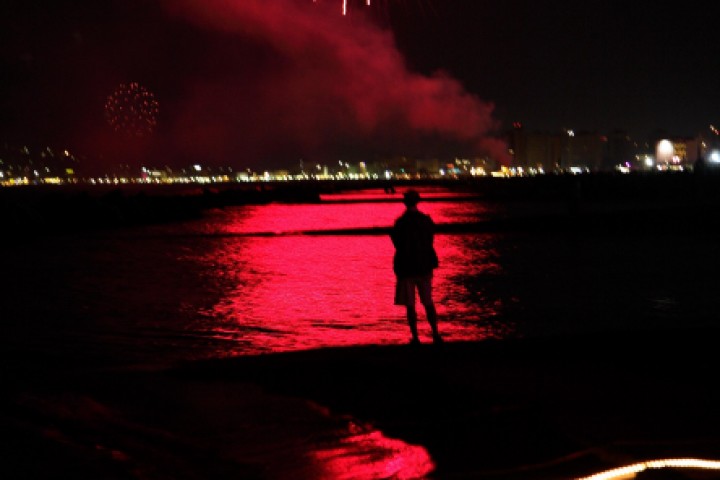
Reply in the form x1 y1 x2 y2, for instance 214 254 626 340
4 185 720 479
3 186 718 370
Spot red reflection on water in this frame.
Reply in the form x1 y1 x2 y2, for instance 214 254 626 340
206 189 492 235
195 193 509 355
311 421 435 480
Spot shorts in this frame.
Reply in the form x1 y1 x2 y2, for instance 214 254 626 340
394 274 433 307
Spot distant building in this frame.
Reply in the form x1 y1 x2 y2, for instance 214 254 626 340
508 124 561 172
508 125 606 172
680 137 700 165
0 143 81 184
604 130 639 170
653 137 699 170
379 156 417 176
560 130 604 171
416 158 441 177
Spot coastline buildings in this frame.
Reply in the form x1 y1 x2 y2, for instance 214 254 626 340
506 123 713 173
2 124 719 185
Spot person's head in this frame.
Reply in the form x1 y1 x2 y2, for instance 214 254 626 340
403 190 421 208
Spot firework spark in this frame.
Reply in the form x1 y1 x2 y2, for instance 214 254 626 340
313 0 372 16
104 82 159 137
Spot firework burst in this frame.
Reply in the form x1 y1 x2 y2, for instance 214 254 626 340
104 82 159 137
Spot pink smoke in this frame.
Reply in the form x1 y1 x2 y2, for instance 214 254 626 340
160 0 509 165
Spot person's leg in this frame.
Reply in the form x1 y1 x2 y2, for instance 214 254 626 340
423 301 442 343
396 277 419 343
406 306 420 343
417 275 441 343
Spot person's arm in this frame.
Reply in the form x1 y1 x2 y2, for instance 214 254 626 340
390 222 399 247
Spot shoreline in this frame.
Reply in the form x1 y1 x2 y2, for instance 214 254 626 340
172 325 720 478
5 325 720 479
3 172 720 242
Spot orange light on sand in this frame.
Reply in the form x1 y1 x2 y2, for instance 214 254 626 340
577 458 720 480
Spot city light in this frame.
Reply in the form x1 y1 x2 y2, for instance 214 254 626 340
656 139 674 164
3 123 719 188
710 150 720 163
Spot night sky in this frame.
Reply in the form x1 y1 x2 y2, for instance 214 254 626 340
2 0 718 172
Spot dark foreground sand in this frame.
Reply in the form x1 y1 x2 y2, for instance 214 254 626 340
3 326 720 479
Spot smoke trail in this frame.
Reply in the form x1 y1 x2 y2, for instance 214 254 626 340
161 0 508 166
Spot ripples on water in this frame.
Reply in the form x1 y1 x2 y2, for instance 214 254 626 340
5 186 720 480
4 186 719 367
180 189 514 357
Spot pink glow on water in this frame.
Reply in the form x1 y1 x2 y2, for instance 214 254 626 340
188 194 512 356
197 189 491 235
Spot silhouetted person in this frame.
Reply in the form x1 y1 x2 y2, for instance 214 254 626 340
391 190 441 345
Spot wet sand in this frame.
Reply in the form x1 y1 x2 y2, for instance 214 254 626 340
4 325 720 479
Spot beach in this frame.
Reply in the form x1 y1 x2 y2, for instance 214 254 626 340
3 176 720 479
4 325 720 479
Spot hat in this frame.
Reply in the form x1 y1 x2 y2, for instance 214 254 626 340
402 190 421 206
